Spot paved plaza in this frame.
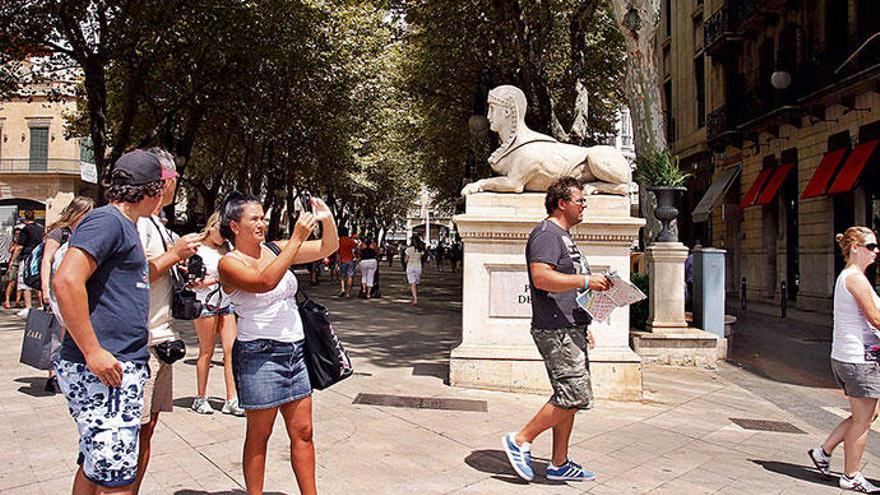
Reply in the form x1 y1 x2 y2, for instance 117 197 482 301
1 263 877 494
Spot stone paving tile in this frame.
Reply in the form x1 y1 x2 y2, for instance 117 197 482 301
2 269 879 494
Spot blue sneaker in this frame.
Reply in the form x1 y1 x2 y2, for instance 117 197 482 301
502 432 534 481
546 460 596 482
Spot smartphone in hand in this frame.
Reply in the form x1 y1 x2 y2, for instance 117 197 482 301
299 191 312 213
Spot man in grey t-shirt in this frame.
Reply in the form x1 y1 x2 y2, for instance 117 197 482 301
502 177 612 484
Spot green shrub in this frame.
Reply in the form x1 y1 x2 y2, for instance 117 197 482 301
634 150 691 187
630 272 649 331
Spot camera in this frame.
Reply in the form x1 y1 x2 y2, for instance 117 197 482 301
172 256 205 321
172 287 203 320
186 254 206 283
154 339 186 364
299 190 312 214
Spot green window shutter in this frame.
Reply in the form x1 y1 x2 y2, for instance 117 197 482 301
29 127 48 171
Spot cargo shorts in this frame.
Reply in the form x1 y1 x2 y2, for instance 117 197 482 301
531 326 594 410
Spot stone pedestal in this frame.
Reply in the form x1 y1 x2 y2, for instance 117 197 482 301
645 242 689 332
634 241 724 367
631 329 726 368
449 192 646 401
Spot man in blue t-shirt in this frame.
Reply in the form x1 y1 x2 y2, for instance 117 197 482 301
53 150 166 493
501 177 612 484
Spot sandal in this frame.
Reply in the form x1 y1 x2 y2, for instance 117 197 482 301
2 302 9 309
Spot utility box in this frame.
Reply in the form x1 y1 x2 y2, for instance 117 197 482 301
694 248 726 338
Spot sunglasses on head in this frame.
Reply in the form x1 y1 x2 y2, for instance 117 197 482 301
862 243 879 251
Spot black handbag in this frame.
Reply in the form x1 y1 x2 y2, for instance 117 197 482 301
266 242 353 389
296 289 354 389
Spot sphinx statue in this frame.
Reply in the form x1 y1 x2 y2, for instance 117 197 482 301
461 85 632 196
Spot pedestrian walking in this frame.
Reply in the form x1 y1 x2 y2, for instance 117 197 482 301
809 226 880 492
435 242 445 271
0 229 9 281
386 241 395 267
190 212 244 417
399 242 407 271
2 228 19 309
501 177 612 483
10 209 45 315
449 242 462 273
39 196 94 394
337 227 357 298
359 239 379 299
404 236 424 306
53 150 165 494
218 191 338 495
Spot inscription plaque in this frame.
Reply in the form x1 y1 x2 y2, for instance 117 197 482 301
488 267 531 318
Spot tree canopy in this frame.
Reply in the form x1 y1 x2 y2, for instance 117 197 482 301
397 0 627 206
1 0 629 236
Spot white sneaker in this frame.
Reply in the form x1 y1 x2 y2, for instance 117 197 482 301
808 447 831 476
222 399 245 417
191 396 214 415
840 472 880 493
15 308 29 320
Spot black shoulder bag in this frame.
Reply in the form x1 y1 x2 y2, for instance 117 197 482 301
266 242 353 390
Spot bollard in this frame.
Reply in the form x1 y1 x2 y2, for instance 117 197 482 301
741 277 747 312
781 281 787 319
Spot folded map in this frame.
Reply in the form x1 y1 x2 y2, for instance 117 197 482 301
576 271 646 323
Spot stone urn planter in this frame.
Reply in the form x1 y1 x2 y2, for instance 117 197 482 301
647 186 686 242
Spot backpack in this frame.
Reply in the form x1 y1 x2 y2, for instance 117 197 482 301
22 229 70 291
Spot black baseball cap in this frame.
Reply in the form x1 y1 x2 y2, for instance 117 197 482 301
110 150 163 185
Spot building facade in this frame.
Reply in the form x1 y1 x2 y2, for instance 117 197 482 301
0 71 95 236
664 0 880 312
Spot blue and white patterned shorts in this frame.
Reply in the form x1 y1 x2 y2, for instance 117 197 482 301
55 358 149 488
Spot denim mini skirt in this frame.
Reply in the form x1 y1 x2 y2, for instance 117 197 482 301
232 338 312 410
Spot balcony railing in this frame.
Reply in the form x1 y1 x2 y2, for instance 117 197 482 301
704 4 732 51
0 158 85 175
706 105 742 148
706 105 732 143
705 0 782 57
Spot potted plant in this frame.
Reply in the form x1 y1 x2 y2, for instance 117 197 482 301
635 150 691 242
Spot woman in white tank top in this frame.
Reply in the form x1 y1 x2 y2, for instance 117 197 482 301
809 226 880 491
218 191 338 495
189 212 242 416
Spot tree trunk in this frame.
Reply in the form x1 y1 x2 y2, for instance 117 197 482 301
609 0 666 246
82 57 109 201
110 59 152 168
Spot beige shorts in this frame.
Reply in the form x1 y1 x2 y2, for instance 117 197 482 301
141 347 174 424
